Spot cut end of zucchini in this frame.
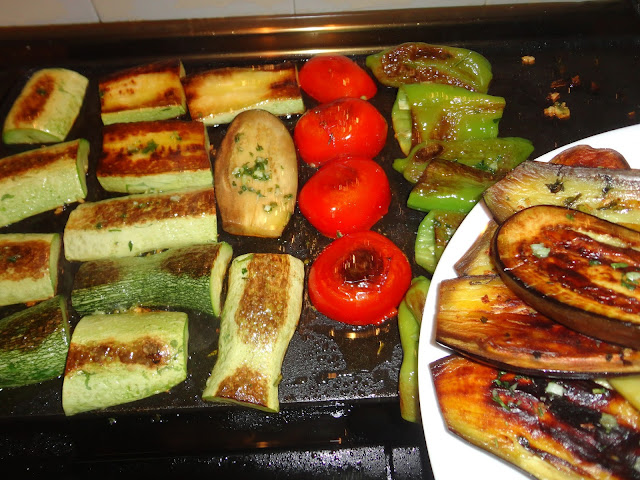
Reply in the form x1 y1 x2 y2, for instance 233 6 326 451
62 310 188 416
2 68 88 144
0 233 61 307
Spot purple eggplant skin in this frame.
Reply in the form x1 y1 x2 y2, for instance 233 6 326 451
491 205 640 350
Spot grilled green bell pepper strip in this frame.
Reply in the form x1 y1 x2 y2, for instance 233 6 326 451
392 83 506 155
365 42 493 93
407 158 497 213
398 275 430 423
393 137 534 184
414 210 466 274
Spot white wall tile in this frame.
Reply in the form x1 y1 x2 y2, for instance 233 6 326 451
294 0 484 15
0 0 99 26
92 0 295 22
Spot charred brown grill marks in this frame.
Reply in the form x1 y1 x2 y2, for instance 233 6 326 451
235 255 290 345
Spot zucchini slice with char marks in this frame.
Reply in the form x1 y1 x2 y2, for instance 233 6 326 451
202 253 304 412
71 242 232 317
62 310 188 416
63 185 217 261
183 63 305 126
436 275 640 377
97 120 212 194
493 205 640 350
99 59 187 125
432 355 640 480
0 139 90 228
0 296 70 388
0 233 61 307
3 68 88 144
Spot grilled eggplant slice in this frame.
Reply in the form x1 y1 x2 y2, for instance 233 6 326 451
99 59 187 125
214 109 297 238
436 275 640 376
97 120 212 193
183 63 305 126
0 233 61 307
453 220 498 277
483 160 640 230
0 139 89 228
63 186 217 261
202 253 304 412
492 205 640 349
62 310 188 416
432 355 640 480
3 68 88 144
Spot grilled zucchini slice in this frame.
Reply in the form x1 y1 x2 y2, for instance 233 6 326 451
183 63 305 126
0 138 89 228
97 120 212 193
202 253 304 412
0 296 70 388
0 233 61 307
3 68 88 144
99 59 187 125
62 311 188 416
71 242 232 317
63 186 217 261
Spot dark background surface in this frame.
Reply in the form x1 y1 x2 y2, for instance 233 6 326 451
0 1 639 478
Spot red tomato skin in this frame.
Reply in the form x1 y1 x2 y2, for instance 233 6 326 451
298 55 377 103
308 231 412 326
294 97 388 167
298 156 391 238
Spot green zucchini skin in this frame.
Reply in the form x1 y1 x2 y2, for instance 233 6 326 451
71 242 232 317
0 296 70 388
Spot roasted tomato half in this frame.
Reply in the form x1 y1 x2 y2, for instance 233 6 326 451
299 156 391 238
293 97 388 167
308 231 412 326
298 54 378 103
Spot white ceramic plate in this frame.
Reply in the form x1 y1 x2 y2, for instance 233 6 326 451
418 123 640 480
